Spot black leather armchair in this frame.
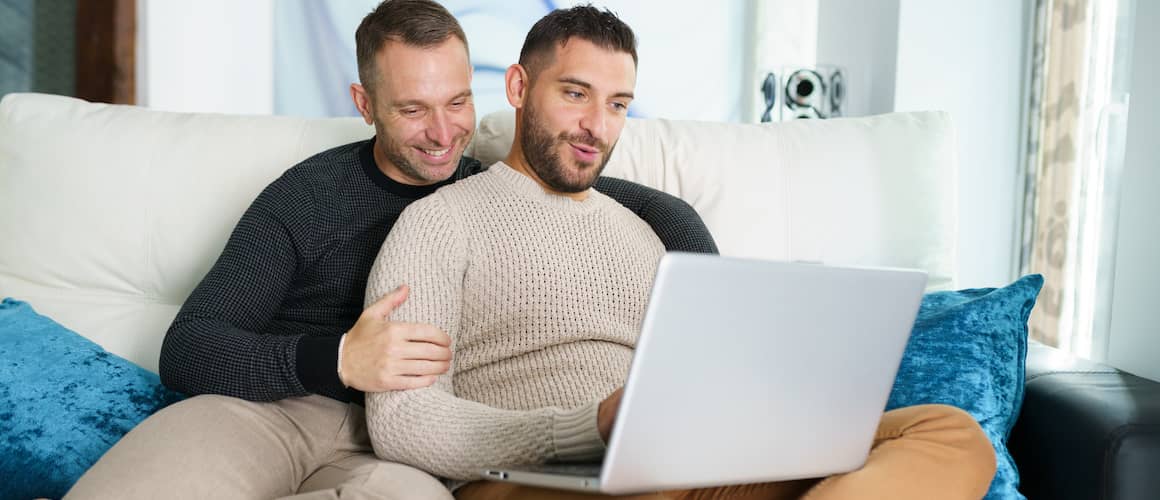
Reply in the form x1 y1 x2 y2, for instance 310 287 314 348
1009 341 1160 499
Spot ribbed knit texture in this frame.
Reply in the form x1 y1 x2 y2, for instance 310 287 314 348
364 162 666 481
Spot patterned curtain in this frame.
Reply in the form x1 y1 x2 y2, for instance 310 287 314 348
1023 0 1090 347
1020 0 1135 356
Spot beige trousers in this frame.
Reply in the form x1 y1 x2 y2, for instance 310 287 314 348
65 394 451 500
456 404 997 500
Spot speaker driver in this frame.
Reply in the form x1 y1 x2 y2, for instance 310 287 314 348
785 69 825 109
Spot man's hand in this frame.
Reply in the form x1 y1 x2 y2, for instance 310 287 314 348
339 285 452 392
597 387 624 443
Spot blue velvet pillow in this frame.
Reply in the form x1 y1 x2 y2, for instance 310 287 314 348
0 298 185 499
886 274 1043 500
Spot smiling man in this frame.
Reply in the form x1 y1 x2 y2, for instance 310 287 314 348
362 5 996 500
350 26 474 187
65 1 718 499
360 9 654 489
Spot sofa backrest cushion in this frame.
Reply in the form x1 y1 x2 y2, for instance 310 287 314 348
472 110 958 288
0 94 373 371
0 93 957 371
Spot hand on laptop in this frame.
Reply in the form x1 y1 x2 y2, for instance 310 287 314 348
340 284 453 392
598 387 624 443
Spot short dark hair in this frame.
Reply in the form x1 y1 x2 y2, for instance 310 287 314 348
355 0 469 93
518 4 637 80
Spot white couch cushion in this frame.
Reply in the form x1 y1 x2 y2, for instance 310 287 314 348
0 93 956 372
473 111 958 289
0 93 374 371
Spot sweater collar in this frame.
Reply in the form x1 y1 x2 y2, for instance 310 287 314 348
490 161 608 213
359 138 462 199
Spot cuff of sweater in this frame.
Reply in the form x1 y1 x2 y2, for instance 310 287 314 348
552 401 606 462
295 335 348 399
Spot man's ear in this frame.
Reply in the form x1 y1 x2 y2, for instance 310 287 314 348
350 83 374 125
505 64 529 109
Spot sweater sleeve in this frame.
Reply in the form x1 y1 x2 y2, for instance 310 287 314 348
363 194 606 481
593 176 719 255
159 181 321 401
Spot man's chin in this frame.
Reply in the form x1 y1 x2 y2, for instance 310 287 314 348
570 161 606 188
424 163 461 183
408 152 464 182
552 170 603 193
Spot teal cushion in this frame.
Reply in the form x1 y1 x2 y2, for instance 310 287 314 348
0 298 185 499
887 274 1043 500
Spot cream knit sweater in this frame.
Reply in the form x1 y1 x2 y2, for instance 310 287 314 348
363 162 665 481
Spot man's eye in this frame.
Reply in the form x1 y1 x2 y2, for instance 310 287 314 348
566 91 584 99
450 100 465 108
611 102 628 111
401 108 420 116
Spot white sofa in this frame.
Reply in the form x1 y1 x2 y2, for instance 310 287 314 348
0 92 956 372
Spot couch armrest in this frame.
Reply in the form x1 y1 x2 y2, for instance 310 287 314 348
1009 341 1160 500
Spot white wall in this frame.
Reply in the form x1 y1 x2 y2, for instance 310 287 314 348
892 0 1027 288
815 0 900 118
595 0 748 122
462 0 750 122
747 0 819 123
811 0 1026 288
139 0 274 114
1107 0 1160 382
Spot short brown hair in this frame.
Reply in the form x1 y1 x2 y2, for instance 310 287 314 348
518 4 637 80
355 0 469 93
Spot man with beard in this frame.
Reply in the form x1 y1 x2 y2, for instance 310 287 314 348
65 1 716 499
362 5 996 500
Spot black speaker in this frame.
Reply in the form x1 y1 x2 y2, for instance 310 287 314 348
760 65 846 122
829 69 845 117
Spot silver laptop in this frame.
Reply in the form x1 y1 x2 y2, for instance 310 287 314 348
481 252 927 494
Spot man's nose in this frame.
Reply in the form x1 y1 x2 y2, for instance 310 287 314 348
425 110 453 146
579 104 609 145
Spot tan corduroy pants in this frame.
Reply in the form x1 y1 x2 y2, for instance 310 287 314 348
456 404 997 500
65 394 452 500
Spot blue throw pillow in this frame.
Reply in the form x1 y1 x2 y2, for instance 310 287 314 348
0 298 185 499
886 274 1043 500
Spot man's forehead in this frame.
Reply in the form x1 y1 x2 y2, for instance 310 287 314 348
377 37 469 65
375 39 472 103
544 39 636 89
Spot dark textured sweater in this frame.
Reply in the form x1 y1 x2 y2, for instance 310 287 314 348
159 138 717 404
